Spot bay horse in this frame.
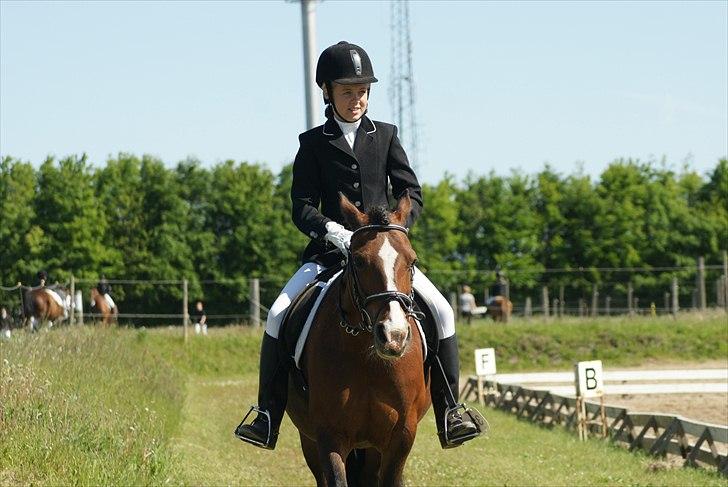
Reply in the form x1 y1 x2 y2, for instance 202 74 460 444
486 296 512 322
90 287 117 326
286 194 431 487
23 286 69 332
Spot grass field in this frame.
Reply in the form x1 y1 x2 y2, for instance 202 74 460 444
1 312 726 486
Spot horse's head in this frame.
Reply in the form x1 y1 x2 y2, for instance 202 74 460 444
339 192 419 360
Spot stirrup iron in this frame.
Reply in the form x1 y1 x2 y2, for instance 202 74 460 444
234 406 275 449
441 403 489 448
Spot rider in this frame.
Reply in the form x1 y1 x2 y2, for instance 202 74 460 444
234 41 482 450
36 270 48 287
487 270 508 305
96 275 116 310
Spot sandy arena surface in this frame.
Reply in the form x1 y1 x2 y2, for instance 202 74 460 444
603 393 727 426
602 359 728 426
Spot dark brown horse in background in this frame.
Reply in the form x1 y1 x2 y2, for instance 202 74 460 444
23 286 69 332
486 296 512 322
286 194 431 487
90 287 117 326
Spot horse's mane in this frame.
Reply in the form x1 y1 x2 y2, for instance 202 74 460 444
367 206 390 226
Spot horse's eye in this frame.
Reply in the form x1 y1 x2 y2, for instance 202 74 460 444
353 256 366 268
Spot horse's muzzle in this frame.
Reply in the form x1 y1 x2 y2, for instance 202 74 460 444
374 322 412 359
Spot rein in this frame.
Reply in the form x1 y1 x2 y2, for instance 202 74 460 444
337 224 424 336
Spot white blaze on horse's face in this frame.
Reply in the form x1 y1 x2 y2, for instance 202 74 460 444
376 235 411 354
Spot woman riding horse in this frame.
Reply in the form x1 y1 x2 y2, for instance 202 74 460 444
24 271 69 331
235 41 483 451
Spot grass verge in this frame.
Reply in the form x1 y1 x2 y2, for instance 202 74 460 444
0 327 184 486
456 310 728 373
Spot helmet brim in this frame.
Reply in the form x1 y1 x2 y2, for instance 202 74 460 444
333 76 378 85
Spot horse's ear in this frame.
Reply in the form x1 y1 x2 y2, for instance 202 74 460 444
339 192 367 229
392 192 412 226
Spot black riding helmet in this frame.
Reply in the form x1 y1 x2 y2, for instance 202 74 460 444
316 41 378 120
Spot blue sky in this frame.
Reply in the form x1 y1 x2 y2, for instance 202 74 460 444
1 0 726 184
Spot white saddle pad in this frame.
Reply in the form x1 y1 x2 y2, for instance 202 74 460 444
293 271 427 368
44 289 65 308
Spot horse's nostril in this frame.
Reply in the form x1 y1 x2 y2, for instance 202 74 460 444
375 324 387 344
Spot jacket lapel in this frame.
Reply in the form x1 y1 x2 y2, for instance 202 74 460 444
353 116 375 160
324 118 357 161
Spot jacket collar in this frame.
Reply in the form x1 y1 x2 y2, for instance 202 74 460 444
323 114 376 161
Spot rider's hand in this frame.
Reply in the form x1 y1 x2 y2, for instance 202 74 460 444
324 222 353 253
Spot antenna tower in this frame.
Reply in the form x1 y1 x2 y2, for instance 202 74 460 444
389 0 419 172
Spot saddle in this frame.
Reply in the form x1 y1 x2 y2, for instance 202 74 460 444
278 259 439 373
279 262 344 366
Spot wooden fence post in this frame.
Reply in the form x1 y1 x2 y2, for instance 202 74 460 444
715 279 723 308
578 298 585 317
671 277 679 318
627 282 634 316
183 279 189 342
250 278 260 327
552 298 559 317
591 284 598 317
525 297 532 318
664 292 670 314
696 256 706 310
559 285 565 317
542 286 549 318
605 295 611 316
69 275 75 326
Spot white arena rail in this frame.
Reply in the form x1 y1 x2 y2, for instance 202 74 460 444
494 369 728 386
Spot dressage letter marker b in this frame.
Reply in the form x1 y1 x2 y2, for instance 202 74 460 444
575 360 604 398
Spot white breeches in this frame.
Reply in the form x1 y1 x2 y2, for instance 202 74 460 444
265 263 454 340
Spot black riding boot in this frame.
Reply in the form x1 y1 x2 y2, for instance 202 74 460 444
234 332 288 450
431 335 484 449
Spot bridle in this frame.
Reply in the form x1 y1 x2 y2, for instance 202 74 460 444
337 224 424 336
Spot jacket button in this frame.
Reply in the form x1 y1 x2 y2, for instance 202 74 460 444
351 164 358 170
353 182 360 188
309 231 318 238
354 201 361 207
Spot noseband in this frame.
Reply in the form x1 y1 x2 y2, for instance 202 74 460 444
337 224 425 336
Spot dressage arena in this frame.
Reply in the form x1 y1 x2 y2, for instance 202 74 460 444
1 311 726 486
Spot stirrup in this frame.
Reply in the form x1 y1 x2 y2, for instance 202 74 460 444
440 403 489 449
234 406 275 449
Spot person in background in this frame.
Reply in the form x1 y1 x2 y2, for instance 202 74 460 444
459 285 477 324
1 306 12 339
487 270 508 305
97 276 117 311
36 270 48 287
193 300 207 335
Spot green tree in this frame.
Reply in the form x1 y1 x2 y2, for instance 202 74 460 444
0 157 40 286
34 155 116 283
410 176 463 291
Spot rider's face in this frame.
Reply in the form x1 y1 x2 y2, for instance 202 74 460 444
329 82 369 122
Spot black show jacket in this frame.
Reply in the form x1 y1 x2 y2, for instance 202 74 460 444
291 114 423 263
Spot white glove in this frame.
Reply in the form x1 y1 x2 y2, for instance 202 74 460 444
324 221 353 253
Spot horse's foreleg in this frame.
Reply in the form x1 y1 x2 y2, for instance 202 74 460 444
379 428 416 487
300 433 325 487
317 434 348 487
361 448 382 487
